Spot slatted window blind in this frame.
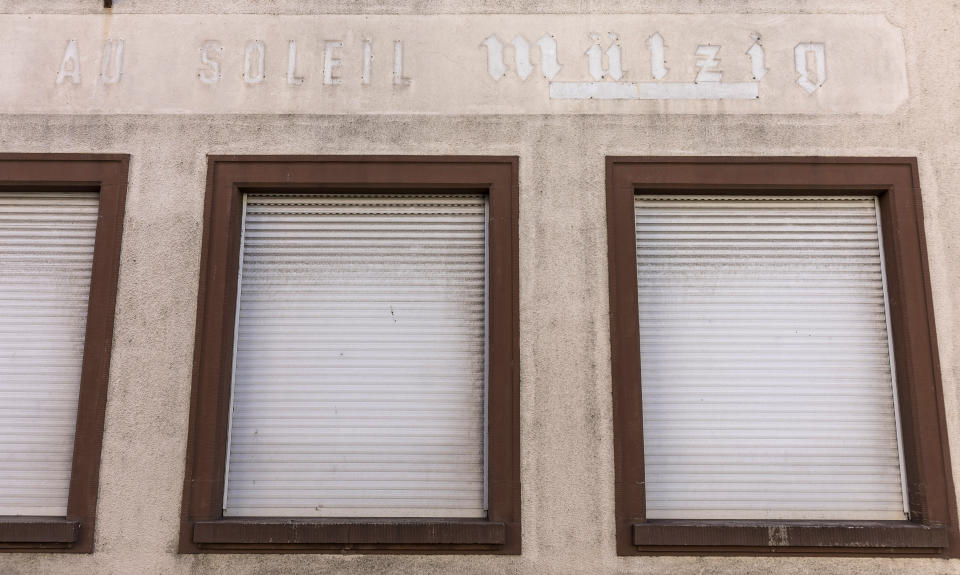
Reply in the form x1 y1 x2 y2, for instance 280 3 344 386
0 191 99 516
635 195 908 520
224 193 487 518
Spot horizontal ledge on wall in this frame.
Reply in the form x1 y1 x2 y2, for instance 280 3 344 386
0 517 80 543
632 520 947 549
194 518 506 545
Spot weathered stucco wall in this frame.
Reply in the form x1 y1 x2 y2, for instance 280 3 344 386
2 1 960 573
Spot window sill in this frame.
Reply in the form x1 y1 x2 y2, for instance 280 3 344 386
631 520 947 555
0 517 80 548
190 518 507 552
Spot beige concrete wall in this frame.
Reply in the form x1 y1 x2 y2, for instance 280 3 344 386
2 1 960 574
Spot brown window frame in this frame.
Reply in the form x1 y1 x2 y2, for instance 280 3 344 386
0 154 128 553
179 156 520 554
606 157 959 557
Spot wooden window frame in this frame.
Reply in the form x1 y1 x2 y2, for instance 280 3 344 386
179 156 520 554
606 157 959 557
0 154 128 553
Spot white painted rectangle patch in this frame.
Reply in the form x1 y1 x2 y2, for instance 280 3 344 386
549 81 759 100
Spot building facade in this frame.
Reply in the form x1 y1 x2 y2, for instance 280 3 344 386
1 1 959 573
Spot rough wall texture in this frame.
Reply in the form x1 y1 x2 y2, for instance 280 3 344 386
1 1 960 574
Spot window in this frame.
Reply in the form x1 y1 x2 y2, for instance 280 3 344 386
0 154 128 553
606 157 958 556
180 156 519 553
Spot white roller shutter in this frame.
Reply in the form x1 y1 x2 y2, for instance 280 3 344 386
224 193 487 518
0 191 99 516
635 195 908 521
